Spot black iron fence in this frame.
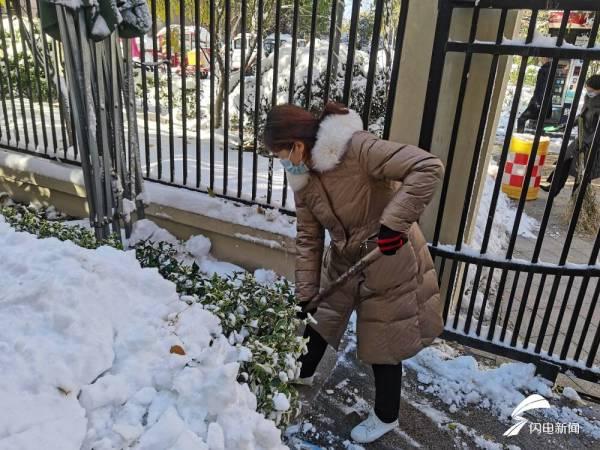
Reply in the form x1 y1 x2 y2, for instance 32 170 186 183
3 0 600 383
0 0 408 212
422 0 600 382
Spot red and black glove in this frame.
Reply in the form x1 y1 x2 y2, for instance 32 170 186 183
377 224 405 256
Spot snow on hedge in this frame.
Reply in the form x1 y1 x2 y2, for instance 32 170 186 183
0 217 286 449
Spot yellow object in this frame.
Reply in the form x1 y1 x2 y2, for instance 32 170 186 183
187 49 196 66
501 133 550 201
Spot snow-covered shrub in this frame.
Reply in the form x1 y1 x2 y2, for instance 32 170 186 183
232 41 393 148
135 240 306 426
0 203 122 249
0 203 305 427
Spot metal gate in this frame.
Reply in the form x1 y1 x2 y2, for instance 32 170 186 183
421 0 600 382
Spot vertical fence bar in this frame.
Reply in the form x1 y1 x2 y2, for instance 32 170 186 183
362 0 384 128
64 45 78 159
37 0 58 153
223 0 231 196
452 261 471 329
548 276 575 355
323 0 338 103
305 0 319 109
52 41 68 155
5 2 29 147
0 7 16 144
288 0 300 103
342 0 361 106
575 278 600 361
165 7 175 182
10 0 37 149
418 0 453 150
383 0 409 140
585 281 600 367
181 0 188 185
25 0 49 151
523 273 547 348
237 0 247 198
500 271 521 342
251 0 264 201
140 37 151 178
195 0 201 188
0 41 8 142
282 0 300 207
560 274 593 359
475 266 495 336
267 0 282 205
151 0 162 179
209 0 215 190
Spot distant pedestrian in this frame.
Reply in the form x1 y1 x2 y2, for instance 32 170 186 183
263 102 445 444
541 74 600 196
517 58 552 133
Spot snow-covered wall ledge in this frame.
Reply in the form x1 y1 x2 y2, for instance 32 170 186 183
0 148 297 279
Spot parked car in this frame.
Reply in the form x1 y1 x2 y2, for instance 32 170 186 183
263 34 307 57
156 25 211 78
231 33 257 72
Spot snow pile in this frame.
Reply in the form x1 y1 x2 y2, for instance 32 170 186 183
406 346 553 419
129 219 245 278
0 219 286 449
405 345 600 437
471 166 539 254
254 268 278 285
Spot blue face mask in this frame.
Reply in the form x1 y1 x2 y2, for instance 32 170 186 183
280 148 310 175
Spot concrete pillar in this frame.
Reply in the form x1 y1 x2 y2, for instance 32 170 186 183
388 1 520 308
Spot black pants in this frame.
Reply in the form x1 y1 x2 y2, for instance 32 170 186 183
299 325 403 423
545 157 575 197
517 103 541 133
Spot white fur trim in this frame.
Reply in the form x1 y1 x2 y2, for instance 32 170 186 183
286 172 310 191
310 109 363 173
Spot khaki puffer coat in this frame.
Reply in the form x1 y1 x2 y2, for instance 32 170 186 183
289 110 445 365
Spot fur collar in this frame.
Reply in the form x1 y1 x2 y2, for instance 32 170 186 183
286 109 363 192
311 109 364 173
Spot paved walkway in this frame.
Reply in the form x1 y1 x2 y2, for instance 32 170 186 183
286 329 600 449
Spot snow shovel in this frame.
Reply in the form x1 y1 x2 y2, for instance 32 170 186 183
302 246 383 313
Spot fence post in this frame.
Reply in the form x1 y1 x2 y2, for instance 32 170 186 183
388 1 521 309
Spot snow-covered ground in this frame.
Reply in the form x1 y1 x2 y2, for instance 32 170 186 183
405 342 600 439
0 216 287 449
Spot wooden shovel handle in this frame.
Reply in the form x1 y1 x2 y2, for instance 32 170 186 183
303 247 382 312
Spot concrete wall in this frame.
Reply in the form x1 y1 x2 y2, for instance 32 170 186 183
0 161 297 280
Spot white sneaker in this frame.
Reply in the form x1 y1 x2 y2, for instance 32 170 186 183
292 375 314 386
350 410 398 444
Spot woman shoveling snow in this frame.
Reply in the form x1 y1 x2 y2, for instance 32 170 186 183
263 102 445 444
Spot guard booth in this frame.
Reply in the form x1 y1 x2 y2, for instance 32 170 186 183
546 11 594 127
